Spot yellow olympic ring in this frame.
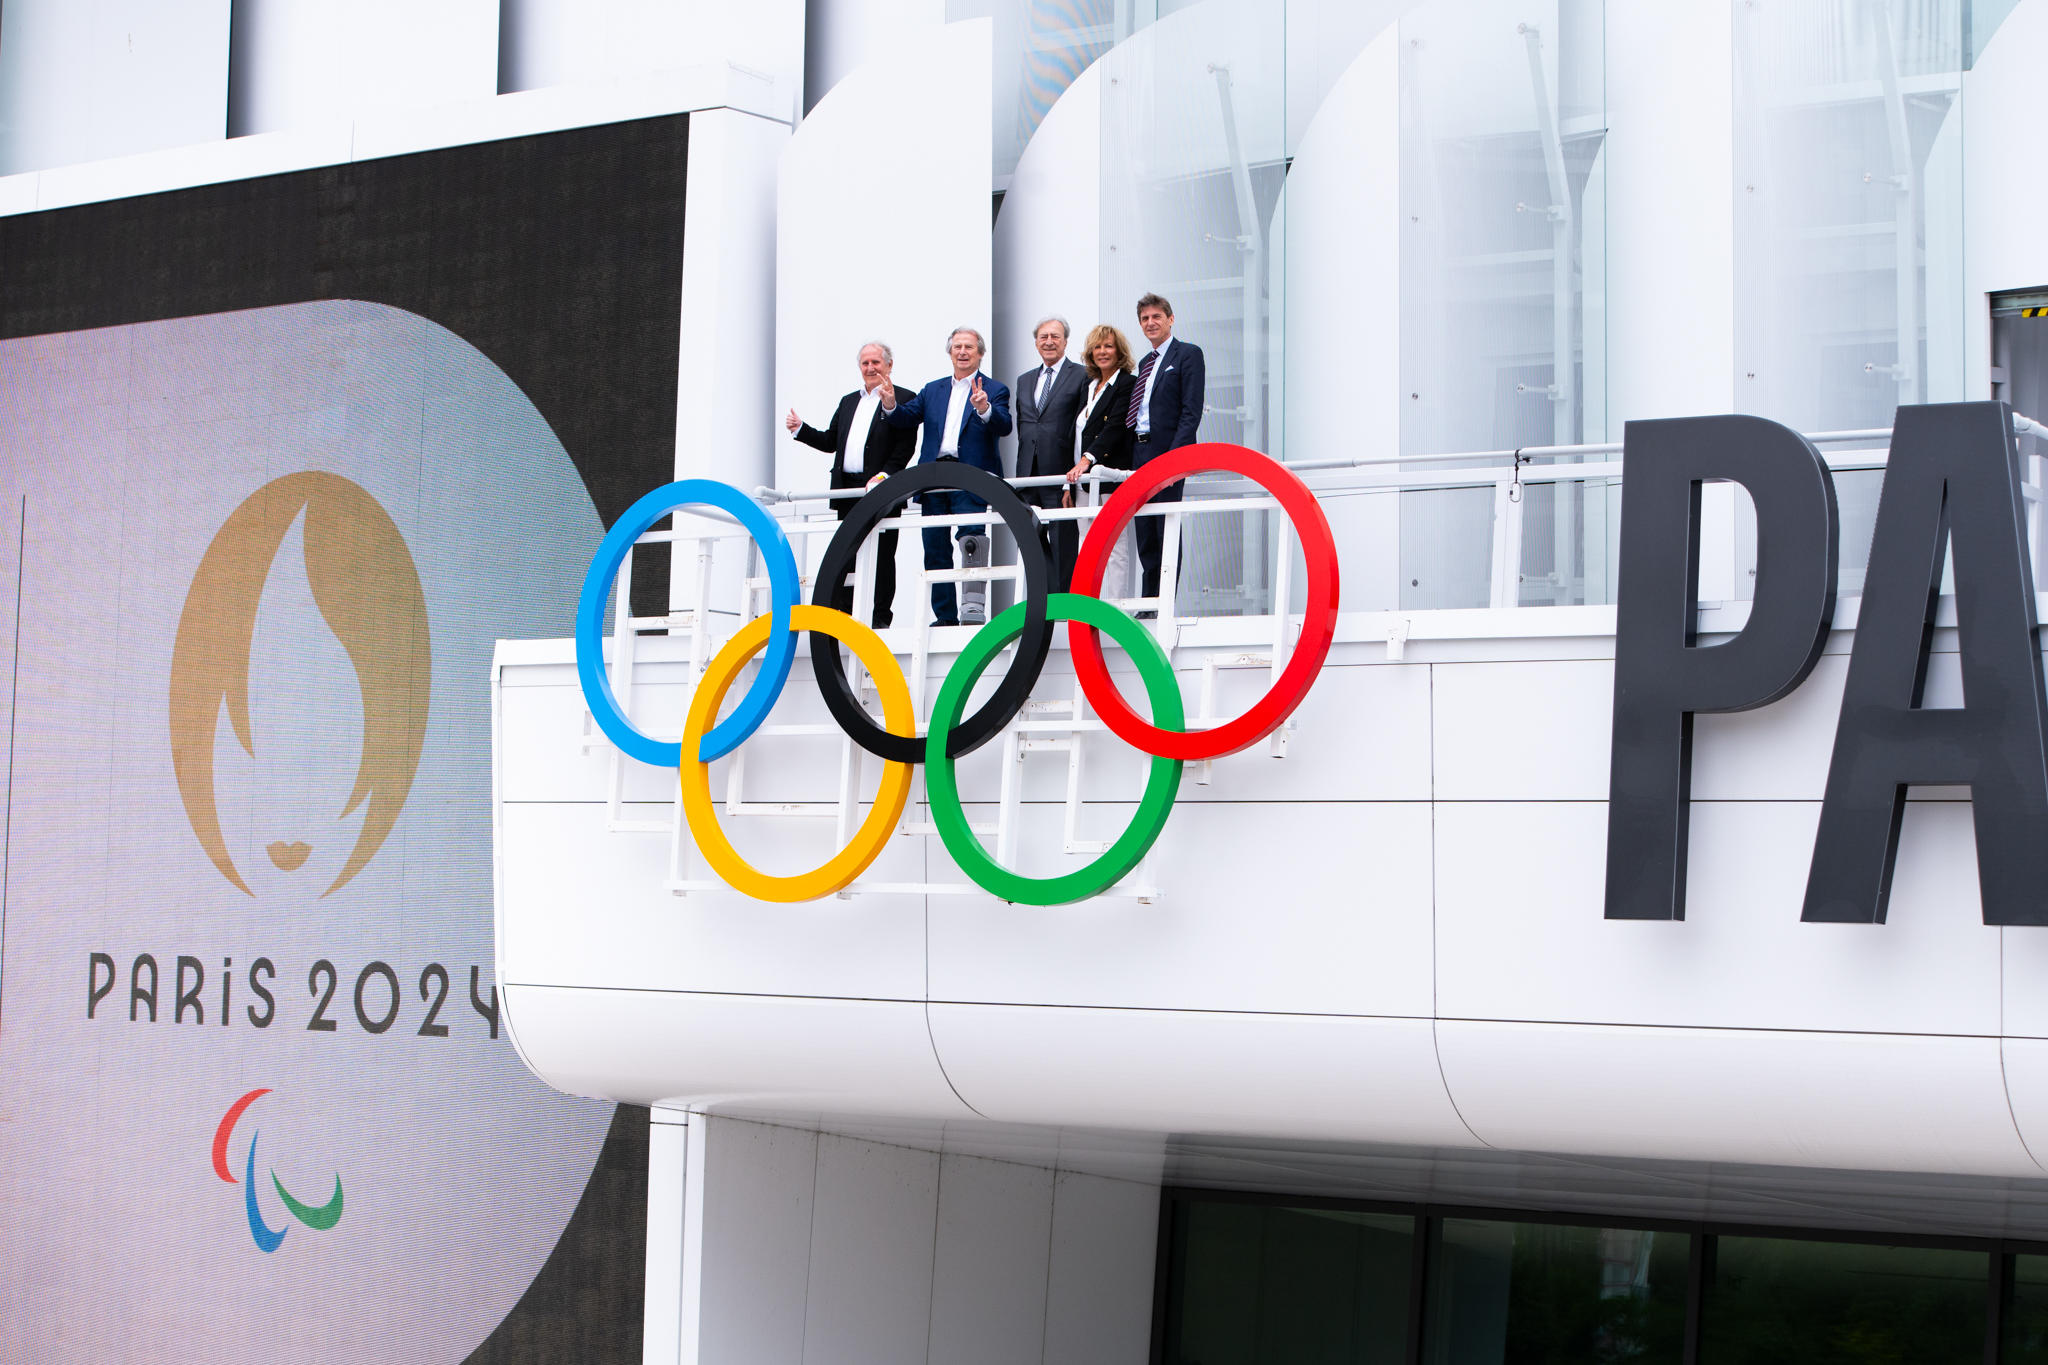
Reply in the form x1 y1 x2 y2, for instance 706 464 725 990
679 605 915 902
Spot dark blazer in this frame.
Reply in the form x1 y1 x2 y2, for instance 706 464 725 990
1078 370 1138 470
1136 336 1205 457
1013 357 1089 486
882 372 1013 478
793 387 917 485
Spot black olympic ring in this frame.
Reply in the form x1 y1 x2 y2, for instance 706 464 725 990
810 461 1053 763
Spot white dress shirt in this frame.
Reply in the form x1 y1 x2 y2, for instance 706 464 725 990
940 375 972 456
1075 376 1111 462
1034 357 1065 410
844 386 882 475
1134 336 1174 437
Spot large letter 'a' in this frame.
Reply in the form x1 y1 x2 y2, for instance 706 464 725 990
1605 415 1839 920
1803 402 2048 925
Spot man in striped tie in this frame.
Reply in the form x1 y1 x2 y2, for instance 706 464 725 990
1125 293 1206 617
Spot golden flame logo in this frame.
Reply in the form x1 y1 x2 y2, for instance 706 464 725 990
169 472 430 897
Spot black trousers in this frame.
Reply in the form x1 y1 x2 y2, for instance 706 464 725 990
831 475 897 628
1133 451 1184 605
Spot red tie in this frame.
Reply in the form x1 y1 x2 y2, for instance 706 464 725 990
1126 350 1157 429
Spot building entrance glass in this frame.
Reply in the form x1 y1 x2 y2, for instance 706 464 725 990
1425 1219 1686 1364
1158 1191 2029 1363
1701 1237 1986 1364
1160 1200 1414 1364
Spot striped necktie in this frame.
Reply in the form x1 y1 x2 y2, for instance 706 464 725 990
1126 350 1157 429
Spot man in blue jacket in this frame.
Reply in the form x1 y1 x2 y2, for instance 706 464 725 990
1125 293 1205 615
880 326 1013 625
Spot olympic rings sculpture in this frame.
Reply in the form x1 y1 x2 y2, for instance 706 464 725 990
574 442 1341 905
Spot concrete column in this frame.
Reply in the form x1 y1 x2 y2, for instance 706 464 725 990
0 0 231 174
226 0 498 136
1603 0 1736 424
802 0 947 115
671 104 793 612
671 1115 1161 1365
771 18 991 606
500 0 804 107
1602 1 1738 597
642 1109 691 1365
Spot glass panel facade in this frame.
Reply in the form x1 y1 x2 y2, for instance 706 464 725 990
960 0 2040 619
952 0 1138 185
1162 1200 1415 1364
1427 1219 1687 1364
1732 0 1967 431
1095 0 1288 617
1160 1194 2024 1363
1731 0 1969 600
1702 1236 1987 1363
1397 0 1608 610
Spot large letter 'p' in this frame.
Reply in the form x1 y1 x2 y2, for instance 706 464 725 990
1605 415 1839 920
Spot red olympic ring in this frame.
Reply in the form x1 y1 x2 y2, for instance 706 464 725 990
1069 442 1341 761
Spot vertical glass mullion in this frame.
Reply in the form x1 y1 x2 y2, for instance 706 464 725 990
1406 1213 1435 1365
1684 1232 1714 1365
1991 1250 2013 1365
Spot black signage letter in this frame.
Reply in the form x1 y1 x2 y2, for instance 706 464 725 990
87 952 115 1019
129 953 158 1023
1606 415 1839 920
1804 402 2048 925
174 955 205 1025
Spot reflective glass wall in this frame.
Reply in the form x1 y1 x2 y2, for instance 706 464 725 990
1398 0 1608 611
1096 0 1287 615
951 0 1145 186
1160 1191 2043 1364
1732 0 1967 431
1731 0 1970 599
971 0 2044 618
983 0 1614 616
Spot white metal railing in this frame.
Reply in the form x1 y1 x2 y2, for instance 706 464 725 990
577 414 2048 901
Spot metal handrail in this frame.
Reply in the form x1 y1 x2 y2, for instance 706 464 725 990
752 416 2047 506
581 410 2048 902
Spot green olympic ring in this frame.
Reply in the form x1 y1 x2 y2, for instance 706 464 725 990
925 592 1186 905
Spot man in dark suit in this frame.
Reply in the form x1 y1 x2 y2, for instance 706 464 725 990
1012 315 1089 592
879 326 1013 626
1125 292 1205 614
786 341 917 627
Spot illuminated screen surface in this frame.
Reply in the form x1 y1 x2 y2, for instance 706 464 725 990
0 119 685 1362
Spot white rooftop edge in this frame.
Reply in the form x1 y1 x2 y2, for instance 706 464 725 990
0 61 794 221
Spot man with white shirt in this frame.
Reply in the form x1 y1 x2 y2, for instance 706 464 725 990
1125 292 1206 614
879 326 1013 626
786 341 916 627
1013 315 1089 592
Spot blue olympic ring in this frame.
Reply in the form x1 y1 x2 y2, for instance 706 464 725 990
575 480 801 764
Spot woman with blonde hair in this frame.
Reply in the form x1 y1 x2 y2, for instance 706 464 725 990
1062 323 1139 597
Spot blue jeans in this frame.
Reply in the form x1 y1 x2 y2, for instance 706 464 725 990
920 487 989 625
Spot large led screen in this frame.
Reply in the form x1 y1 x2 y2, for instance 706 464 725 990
0 118 687 1362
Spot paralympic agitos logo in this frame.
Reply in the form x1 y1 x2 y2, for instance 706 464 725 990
210 1088 345 1253
576 443 1341 904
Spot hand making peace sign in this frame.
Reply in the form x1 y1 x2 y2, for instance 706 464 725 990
970 373 989 417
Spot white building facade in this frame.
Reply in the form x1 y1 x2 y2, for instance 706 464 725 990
11 1 2048 1362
